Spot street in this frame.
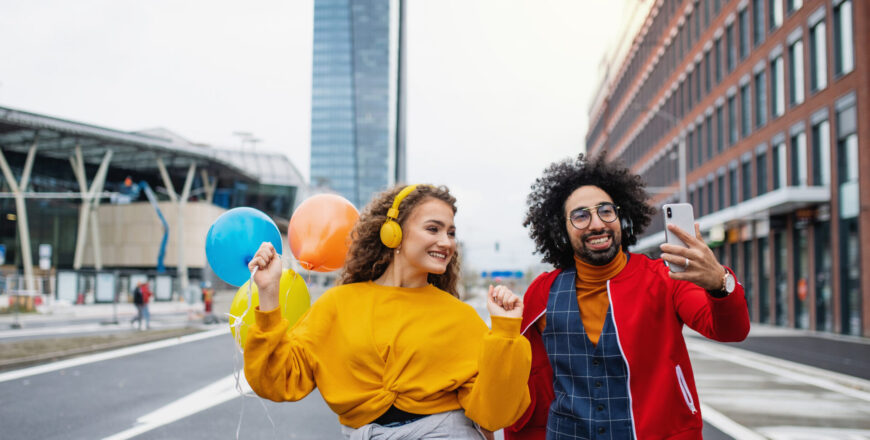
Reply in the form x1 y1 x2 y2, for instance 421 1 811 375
1 304 869 439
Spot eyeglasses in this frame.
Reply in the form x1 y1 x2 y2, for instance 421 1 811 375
568 203 620 229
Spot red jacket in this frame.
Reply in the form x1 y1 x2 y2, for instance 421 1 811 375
506 253 750 440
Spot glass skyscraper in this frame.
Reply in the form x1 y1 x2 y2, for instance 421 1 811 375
310 0 404 207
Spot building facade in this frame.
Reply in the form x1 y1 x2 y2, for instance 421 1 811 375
586 0 868 336
310 0 404 207
0 105 305 301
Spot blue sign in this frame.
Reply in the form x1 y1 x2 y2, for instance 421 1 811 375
481 270 524 279
0 244 5 265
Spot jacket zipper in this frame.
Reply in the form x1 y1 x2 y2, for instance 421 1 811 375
675 365 698 414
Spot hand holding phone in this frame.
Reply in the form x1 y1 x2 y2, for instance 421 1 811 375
662 203 695 273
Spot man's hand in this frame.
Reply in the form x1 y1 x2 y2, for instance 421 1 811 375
247 242 283 311
659 222 727 291
487 284 524 319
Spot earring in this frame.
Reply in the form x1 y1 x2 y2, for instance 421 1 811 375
395 247 401 254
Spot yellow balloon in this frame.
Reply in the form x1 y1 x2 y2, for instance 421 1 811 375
229 268 310 348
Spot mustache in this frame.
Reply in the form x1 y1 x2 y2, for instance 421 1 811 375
581 230 613 242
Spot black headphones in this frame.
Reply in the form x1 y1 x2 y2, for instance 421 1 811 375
620 216 634 242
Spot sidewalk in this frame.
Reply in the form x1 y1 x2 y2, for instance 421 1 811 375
0 289 238 328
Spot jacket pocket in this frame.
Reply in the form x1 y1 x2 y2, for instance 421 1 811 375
675 365 698 414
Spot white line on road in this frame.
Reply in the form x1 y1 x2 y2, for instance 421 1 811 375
687 338 870 403
0 328 227 383
102 372 250 440
699 403 767 440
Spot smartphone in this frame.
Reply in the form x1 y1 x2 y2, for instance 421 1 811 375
662 203 695 273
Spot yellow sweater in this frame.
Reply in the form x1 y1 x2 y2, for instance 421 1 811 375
243 281 531 430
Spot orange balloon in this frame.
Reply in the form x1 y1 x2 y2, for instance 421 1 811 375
289 194 359 272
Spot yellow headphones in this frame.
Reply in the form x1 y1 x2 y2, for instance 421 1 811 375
380 184 420 248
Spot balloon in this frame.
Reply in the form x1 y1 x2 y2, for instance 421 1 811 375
229 268 310 348
289 194 359 272
205 207 283 287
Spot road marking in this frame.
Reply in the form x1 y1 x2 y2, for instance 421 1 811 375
687 338 870 403
0 328 226 383
102 372 250 440
699 403 767 440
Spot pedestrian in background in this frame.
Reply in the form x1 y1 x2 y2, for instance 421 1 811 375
507 153 750 440
131 280 152 330
244 184 531 439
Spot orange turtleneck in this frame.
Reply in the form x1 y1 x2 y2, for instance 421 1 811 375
536 250 627 346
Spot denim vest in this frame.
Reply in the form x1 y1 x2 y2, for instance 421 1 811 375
542 268 634 440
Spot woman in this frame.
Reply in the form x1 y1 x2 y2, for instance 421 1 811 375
244 184 531 439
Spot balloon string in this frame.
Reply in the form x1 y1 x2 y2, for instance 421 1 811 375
226 265 278 439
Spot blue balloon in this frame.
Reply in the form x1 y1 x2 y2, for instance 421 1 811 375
205 207 283 286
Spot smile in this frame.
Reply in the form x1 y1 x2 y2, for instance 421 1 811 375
584 234 612 250
428 251 448 260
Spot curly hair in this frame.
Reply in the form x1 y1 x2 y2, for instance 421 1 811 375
523 151 656 269
338 184 461 297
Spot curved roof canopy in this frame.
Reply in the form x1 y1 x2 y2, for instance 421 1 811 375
0 105 305 188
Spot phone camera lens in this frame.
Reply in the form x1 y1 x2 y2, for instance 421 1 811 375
666 207 672 218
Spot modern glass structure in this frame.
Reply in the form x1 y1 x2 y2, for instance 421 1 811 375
587 0 867 337
310 0 404 207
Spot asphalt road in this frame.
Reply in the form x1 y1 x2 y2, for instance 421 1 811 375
0 330 337 439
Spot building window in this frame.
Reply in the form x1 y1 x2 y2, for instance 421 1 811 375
774 230 788 326
838 99 860 335
755 70 768 128
729 167 738 206
773 141 787 189
696 124 704 167
704 0 711 28
758 236 770 323
706 115 713 159
688 130 695 171
753 0 765 47
739 8 751 60
771 55 785 118
688 71 695 110
695 60 702 102
787 0 802 14
742 159 753 201
705 51 712 93
716 106 725 152
728 95 738 145
715 37 723 84
794 226 809 329
741 84 752 138
769 0 783 31
811 119 831 186
707 180 714 213
757 150 768 195
833 0 855 76
726 24 737 73
791 130 808 186
789 39 805 106
809 19 828 92
717 174 725 208
837 103 859 217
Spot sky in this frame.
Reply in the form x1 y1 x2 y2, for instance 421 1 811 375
0 0 631 272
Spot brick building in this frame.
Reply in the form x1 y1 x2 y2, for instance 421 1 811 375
586 0 868 336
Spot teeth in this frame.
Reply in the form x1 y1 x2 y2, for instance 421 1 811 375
588 237 609 245
428 252 447 259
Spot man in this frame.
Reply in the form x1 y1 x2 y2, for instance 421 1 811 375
506 153 749 440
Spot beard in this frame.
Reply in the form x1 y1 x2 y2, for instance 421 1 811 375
573 229 621 266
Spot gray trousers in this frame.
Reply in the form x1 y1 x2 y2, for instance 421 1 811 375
341 409 486 440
